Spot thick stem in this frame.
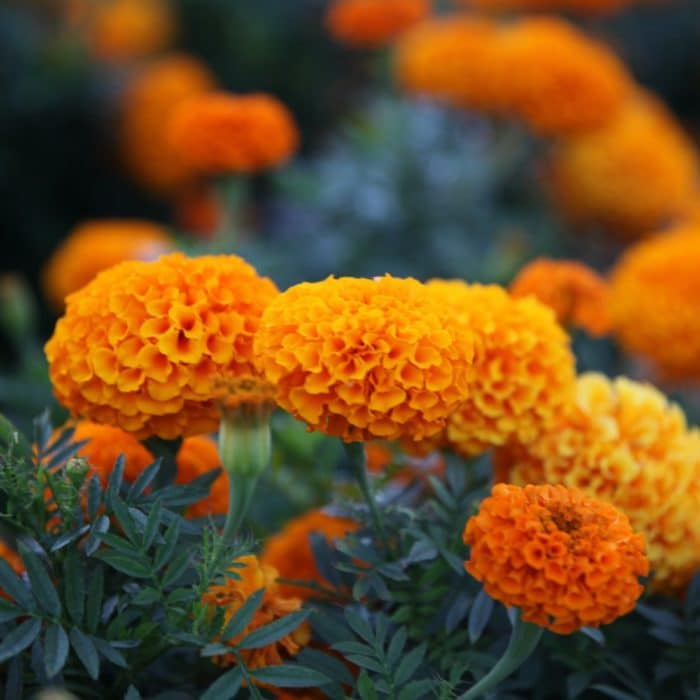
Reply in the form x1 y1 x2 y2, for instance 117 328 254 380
220 472 259 544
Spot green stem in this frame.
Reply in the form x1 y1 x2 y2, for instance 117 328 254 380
458 611 543 700
220 473 259 545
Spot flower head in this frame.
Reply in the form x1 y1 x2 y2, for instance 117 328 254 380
609 226 700 379
202 555 310 669
175 435 228 517
254 275 475 443
167 92 300 176
261 509 359 599
326 0 431 49
42 220 172 309
510 258 611 337
45 252 279 440
464 483 648 634
495 373 700 593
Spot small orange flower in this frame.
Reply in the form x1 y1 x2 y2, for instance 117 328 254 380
464 483 648 634
202 555 310 669
510 258 611 337
261 509 359 600
0 541 24 600
174 435 228 517
45 253 279 440
254 275 476 443
42 220 172 309
174 185 223 240
167 92 300 176
326 0 431 48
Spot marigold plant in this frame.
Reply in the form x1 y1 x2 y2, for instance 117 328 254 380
167 92 300 176
175 435 229 517
45 252 279 439
464 483 649 634
254 275 475 442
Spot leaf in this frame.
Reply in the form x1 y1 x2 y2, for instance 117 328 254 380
50 524 91 553
124 687 143 700
154 518 180 571
331 641 374 657
250 664 330 688
0 559 34 611
356 670 378 700
87 475 102 521
0 618 42 663
85 566 105 635
85 515 110 556
199 666 243 700
344 609 375 645
128 459 162 501
309 532 342 588
386 627 407 668
445 592 472 634
96 551 152 579
111 498 139 544
239 609 310 650
567 670 593 699
63 550 85 626
92 637 128 668
394 643 426 686
0 599 22 624
161 550 191 588
33 409 53 455
19 542 61 618
47 438 88 470
69 627 100 679
132 588 161 607
0 413 32 460
4 655 23 700
397 680 435 700
43 623 69 678
345 655 385 674
635 603 683 630
98 532 141 555
142 499 162 551
468 589 494 644
297 648 355 687
590 686 642 700
221 588 264 641
579 627 605 646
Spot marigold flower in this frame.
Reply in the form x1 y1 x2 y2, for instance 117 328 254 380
495 373 700 592
202 555 310 669
174 185 223 240
326 0 431 49
174 435 228 517
121 54 217 194
465 483 648 634
167 92 300 176
510 258 611 337
549 93 699 234
42 220 172 309
426 281 575 456
254 275 475 443
0 541 24 600
45 252 279 440
261 509 359 599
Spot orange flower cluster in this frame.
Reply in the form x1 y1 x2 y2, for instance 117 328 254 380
45 253 278 439
174 435 229 517
261 509 359 599
496 374 700 592
426 281 575 457
121 54 217 194
464 483 648 634
454 0 633 16
549 94 699 234
167 93 300 176
202 555 310 669
510 258 611 337
254 275 475 443
42 220 172 309
325 0 431 48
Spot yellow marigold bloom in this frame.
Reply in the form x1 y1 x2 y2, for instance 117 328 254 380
45 253 279 440
167 92 300 176
550 93 699 234
426 281 575 457
254 275 475 443
496 373 700 592
464 483 648 634
87 0 175 62
453 0 632 15
175 435 228 517
510 258 611 337
326 0 431 49
121 54 217 195
42 220 172 309
609 226 700 379
261 509 359 600
202 555 310 669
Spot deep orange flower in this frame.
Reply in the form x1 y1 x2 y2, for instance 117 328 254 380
365 440 445 484
174 435 228 517
464 483 648 634
609 225 700 379
42 220 172 309
0 541 24 600
202 555 310 670
174 185 223 240
326 0 431 48
495 373 700 593
549 93 698 234
261 509 359 599
453 0 633 15
167 92 300 176
254 275 475 443
121 54 217 194
510 258 611 337
45 253 279 440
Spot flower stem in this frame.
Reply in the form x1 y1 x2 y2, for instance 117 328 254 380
220 472 259 544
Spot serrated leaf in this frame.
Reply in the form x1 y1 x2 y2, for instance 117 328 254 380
96 551 151 579
0 618 42 663
63 549 85 626
154 518 180 571
161 550 191 588
70 627 100 679
43 623 69 678
468 589 494 644
239 609 310 650
19 542 60 618
332 640 374 656
394 643 426 686
222 588 264 641
250 664 330 688
85 566 104 634
128 459 162 501
199 666 243 700
0 559 34 611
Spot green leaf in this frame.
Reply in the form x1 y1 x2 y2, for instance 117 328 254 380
468 589 494 644
567 670 593 699
161 550 191 588
0 599 22 624
19 542 61 618
124 686 142 700
63 549 85 626
96 551 152 579
221 588 264 641
4 655 23 700
142 499 162 551
92 637 128 668
43 623 69 678
386 627 407 668
357 670 378 700
394 642 426 685
0 559 34 611
33 409 52 455
345 655 385 674
0 618 42 663
344 609 375 645
154 518 180 571
85 515 111 557
85 567 105 635
590 686 643 700
239 609 309 650
111 498 139 544
0 413 32 459
332 641 374 657
199 666 243 700
250 664 330 688
128 459 162 501
50 524 91 553
105 456 125 510
87 475 102 521
297 648 355 687
47 438 87 470
69 627 100 679
397 680 435 700
132 588 161 607
98 532 140 555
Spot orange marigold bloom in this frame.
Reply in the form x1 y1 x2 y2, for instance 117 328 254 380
261 509 359 599
549 93 699 234
121 54 217 195
464 483 648 634
510 258 611 337
167 92 300 176
609 226 700 380
326 0 431 49
426 281 575 457
254 275 475 443
202 555 310 669
175 435 228 517
45 252 279 440
495 373 700 593
42 220 172 309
